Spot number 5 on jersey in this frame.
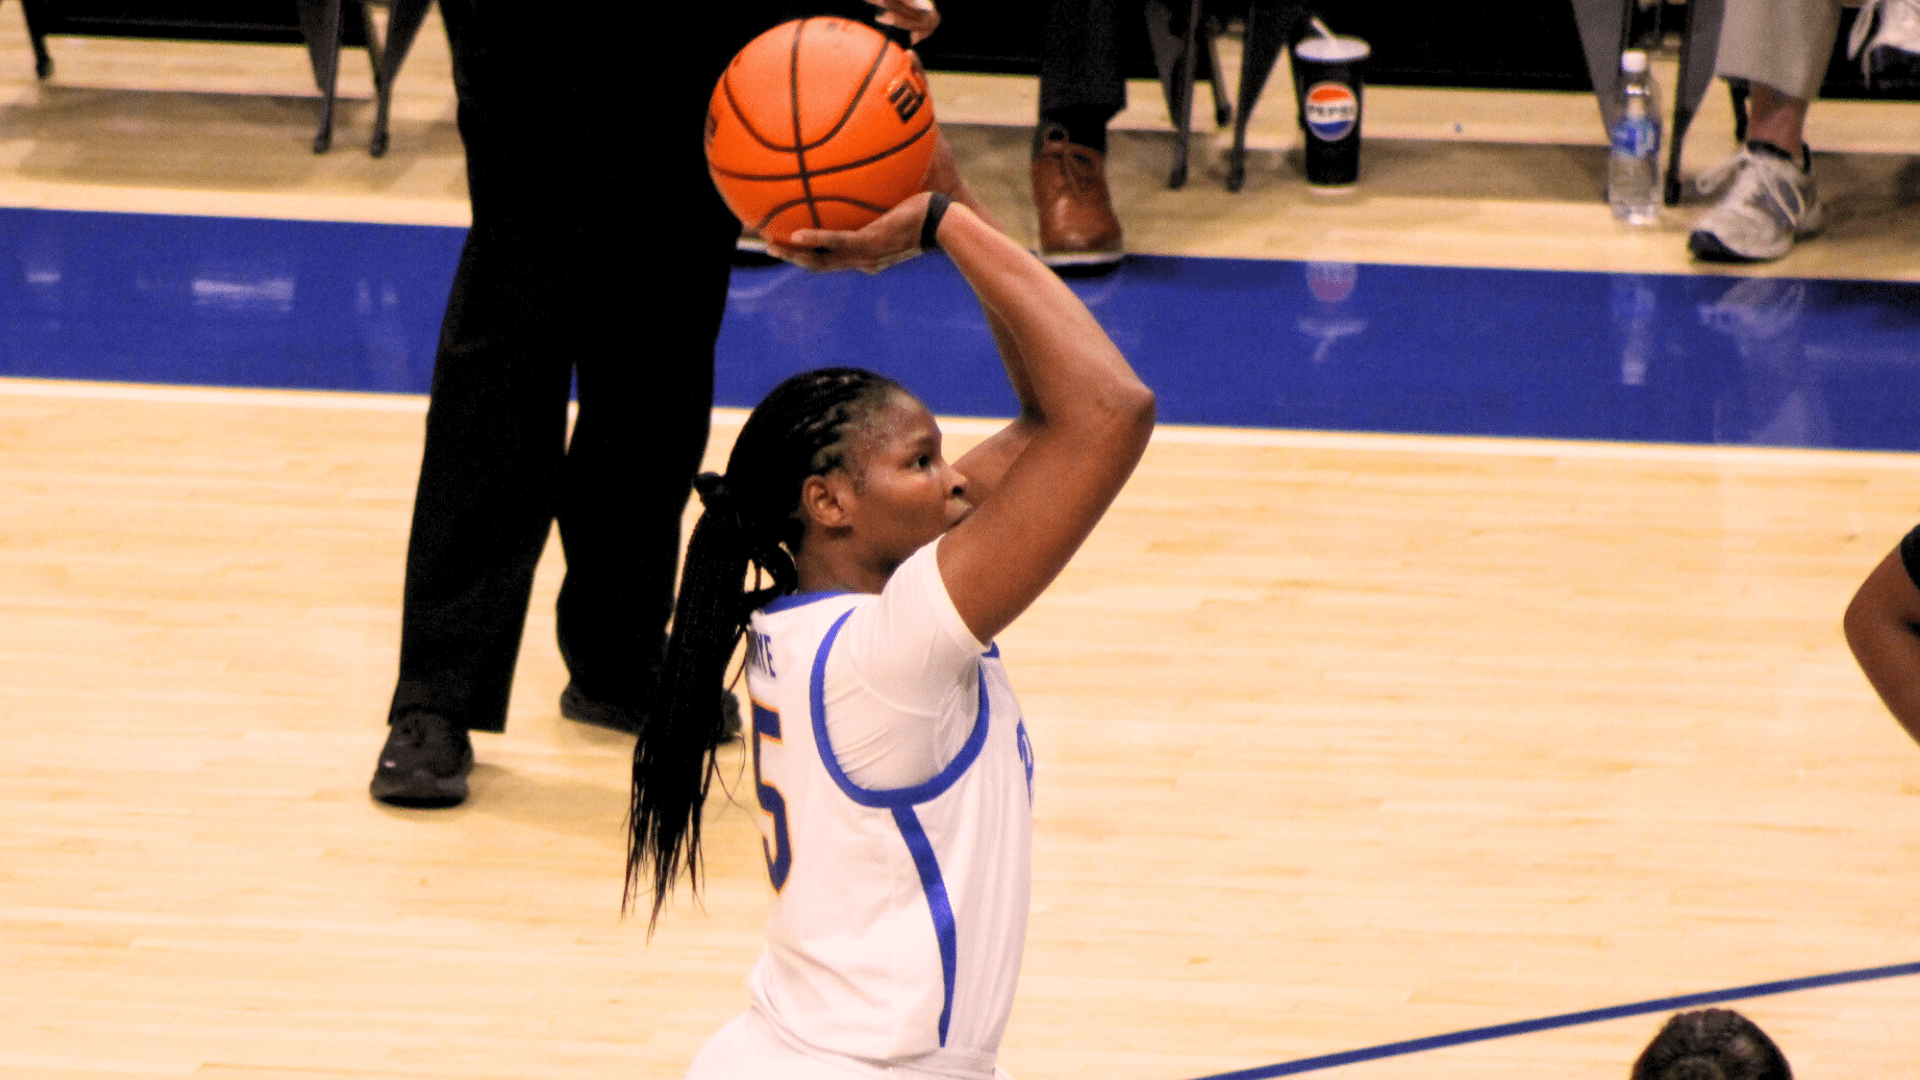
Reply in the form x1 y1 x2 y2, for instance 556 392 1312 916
750 701 793 890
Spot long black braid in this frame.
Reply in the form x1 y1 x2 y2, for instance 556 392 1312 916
626 367 906 928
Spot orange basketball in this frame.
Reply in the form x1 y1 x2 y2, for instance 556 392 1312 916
705 18 937 245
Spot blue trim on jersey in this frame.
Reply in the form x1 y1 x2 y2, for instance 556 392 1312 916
890 806 959 1048
808 609 991 809
1015 719 1034 804
982 642 1000 658
761 590 857 614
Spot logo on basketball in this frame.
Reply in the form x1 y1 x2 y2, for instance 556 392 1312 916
1304 82 1358 142
888 77 926 123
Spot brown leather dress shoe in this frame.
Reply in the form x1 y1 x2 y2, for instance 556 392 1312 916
1031 126 1124 268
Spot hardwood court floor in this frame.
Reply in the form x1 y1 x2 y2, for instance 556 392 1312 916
6 382 1920 1079
4 6 1920 1080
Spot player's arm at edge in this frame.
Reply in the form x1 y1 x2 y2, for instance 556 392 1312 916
932 203 1155 645
1844 545 1920 747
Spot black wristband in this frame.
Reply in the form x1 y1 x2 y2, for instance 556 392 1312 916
920 192 951 250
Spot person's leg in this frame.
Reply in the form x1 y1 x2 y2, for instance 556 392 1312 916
554 212 730 729
1688 0 1836 261
386 230 576 734
373 0 593 806
549 12 744 732
1039 0 1125 148
378 1 775 803
1033 0 1125 267
1717 0 1840 103
1743 82 1811 154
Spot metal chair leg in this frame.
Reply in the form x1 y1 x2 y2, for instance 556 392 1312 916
1145 0 1205 189
296 0 343 153
19 0 53 77
1228 0 1295 192
1666 0 1725 204
371 0 433 156
1203 15 1231 127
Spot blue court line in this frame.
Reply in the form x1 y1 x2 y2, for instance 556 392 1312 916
6 206 1920 452
1186 960 1920 1080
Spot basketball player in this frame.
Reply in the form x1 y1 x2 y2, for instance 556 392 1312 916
625 191 1154 1078
368 0 943 808
1844 525 1920 747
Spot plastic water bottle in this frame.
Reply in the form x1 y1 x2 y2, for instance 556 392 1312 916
1607 50 1662 225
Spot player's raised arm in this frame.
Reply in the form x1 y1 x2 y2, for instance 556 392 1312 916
1844 536 1920 747
777 192 1153 644
932 201 1153 642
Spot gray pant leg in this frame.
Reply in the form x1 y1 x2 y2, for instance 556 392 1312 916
1715 0 1845 100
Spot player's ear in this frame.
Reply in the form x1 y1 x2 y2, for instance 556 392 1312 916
800 472 856 531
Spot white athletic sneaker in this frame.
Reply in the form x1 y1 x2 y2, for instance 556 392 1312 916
1687 145 1824 263
1848 0 1920 83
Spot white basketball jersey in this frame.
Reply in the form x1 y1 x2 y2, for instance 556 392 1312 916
740 546 1034 1078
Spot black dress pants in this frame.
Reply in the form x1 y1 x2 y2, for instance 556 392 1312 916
387 3 759 733
1041 0 1128 120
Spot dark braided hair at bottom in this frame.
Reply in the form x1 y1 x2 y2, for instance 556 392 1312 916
625 367 906 927
1631 1009 1792 1080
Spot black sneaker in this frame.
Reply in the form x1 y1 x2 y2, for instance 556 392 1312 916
561 683 743 744
369 712 473 808
560 682 645 735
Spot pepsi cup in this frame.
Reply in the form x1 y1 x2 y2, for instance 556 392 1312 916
1292 33 1370 188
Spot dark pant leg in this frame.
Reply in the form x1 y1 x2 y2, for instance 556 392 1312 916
553 230 732 713
1041 0 1128 117
388 224 575 733
387 0 599 734
544 3 749 714
391 0 762 731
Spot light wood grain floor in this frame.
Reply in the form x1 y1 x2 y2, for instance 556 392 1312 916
6 382 1919 1079
3 7 1920 1080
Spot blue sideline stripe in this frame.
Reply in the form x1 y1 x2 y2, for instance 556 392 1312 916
1186 961 1920 1080
7 206 1920 452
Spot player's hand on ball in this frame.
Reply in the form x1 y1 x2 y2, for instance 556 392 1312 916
771 192 934 274
865 0 939 44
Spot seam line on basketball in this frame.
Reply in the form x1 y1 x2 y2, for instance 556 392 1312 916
710 117 934 183
753 195 892 223
722 72 796 154
794 34 896 154
789 19 819 229
721 66 806 153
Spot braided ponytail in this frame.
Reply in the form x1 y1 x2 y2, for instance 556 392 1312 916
626 367 906 927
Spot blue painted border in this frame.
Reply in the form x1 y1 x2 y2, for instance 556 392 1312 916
1186 961 1920 1079
6 205 1920 452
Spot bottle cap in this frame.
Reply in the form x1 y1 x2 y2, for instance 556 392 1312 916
1619 49 1649 74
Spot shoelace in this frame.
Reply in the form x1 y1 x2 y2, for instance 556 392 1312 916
1695 148 1760 197
390 712 457 752
1696 145 1808 197
1038 127 1099 196
389 713 432 749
